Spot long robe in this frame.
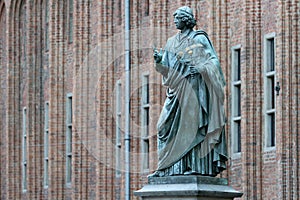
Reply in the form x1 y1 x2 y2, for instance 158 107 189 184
155 30 227 176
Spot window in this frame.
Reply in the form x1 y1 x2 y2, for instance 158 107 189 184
144 0 149 16
231 45 242 154
22 107 27 191
115 81 122 177
117 0 122 25
68 0 74 43
264 34 276 148
141 75 150 171
66 94 72 185
45 0 49 50
44 102 49 188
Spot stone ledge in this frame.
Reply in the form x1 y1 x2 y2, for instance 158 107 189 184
134 175 243 200
148 175 228 185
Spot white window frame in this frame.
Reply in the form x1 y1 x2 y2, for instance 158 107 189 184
66 93 72 186
141 74 150 172
264 33 276 150
44 102 49 188
115 80 122 177
231 45 242 156
22 107 27 192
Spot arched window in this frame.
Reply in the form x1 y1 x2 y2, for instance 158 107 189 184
0 4 7 197
45 0 49 50
19 0 27 101
19 0 28 192
0 4 7 97
67 0 73 43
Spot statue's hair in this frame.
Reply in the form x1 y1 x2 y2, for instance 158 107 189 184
173 7 197 29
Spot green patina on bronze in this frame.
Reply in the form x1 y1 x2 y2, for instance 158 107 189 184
151 6 227 177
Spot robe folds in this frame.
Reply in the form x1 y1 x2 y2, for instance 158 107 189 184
155 30 228 176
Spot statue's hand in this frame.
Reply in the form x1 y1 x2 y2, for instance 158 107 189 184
189 66 198 75
153 49 163 63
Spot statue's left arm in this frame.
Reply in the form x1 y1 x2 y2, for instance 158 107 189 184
193 34 225 101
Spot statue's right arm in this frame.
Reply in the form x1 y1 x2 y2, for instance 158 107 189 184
154 51 169 77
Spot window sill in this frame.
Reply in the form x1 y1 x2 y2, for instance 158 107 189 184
231 152 241 160
264 146 276 152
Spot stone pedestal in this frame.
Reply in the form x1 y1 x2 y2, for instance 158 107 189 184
134 175 243 200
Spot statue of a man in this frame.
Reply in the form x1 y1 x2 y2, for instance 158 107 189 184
150 6 227 177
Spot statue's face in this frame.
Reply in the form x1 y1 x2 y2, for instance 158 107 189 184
174 13 186 30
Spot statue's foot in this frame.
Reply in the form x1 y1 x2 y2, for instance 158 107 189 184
183 170 199 175
147 171 160 178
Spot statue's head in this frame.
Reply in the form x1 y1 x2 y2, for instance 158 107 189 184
173 6 196 29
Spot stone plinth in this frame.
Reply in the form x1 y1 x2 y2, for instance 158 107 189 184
134 176 243 200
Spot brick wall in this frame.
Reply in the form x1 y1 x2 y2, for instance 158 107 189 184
0 2 7 199
0 0 299 199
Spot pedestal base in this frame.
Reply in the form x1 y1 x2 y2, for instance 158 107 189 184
134 176 243 200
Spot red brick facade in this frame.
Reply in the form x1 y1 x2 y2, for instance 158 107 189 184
0 0 299 199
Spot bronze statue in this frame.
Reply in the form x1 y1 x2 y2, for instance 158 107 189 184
150 6 227 177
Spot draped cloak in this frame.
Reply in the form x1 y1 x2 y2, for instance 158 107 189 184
155 30 227 176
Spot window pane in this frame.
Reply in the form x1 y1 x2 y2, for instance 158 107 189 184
66 156 72 183
144 0 150 16
269 113 275 147
143 75 149 104
267 38 275 72
45 0 49 50
237 85 241 116
45 102 49 129
67 95 72 124
145 108 149 126
267 76 275 110
23 164 27 190
67 127 72 153
23 137 27 162
266 113 276 147
143 139 149 170
116 146 121 176
237 121 241 152
44 160 49 186
235 49 241 81
45 131 49 157
270 39 275 71
68 0 74 42
233 85 241 117
271 77 275 109
233 120 241 153
70 97 73 123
